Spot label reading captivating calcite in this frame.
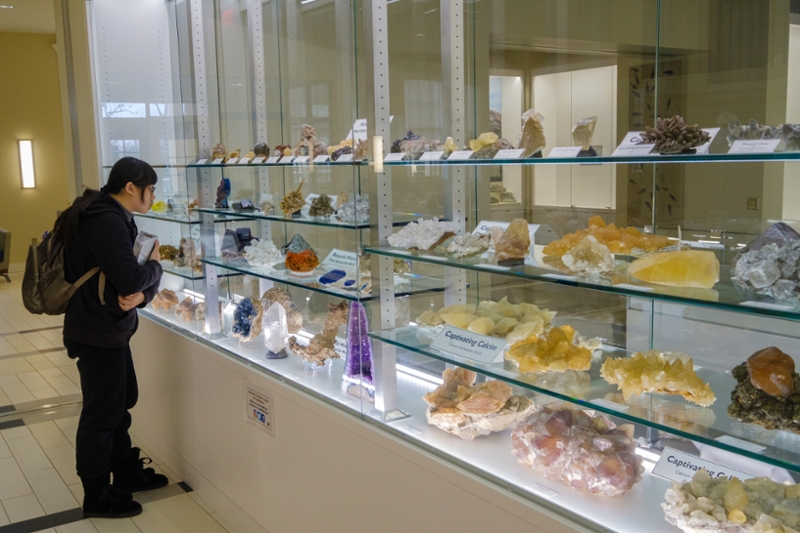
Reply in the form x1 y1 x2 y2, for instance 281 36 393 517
431 325 504 364
652 447 753 483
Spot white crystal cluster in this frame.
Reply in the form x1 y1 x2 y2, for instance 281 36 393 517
244 239 282 270
733 241 800 300
562 235 614 274
446 233 491 258
387 218 461 250
663 469 800 533
337 195 369 222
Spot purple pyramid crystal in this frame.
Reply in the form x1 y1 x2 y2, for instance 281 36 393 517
344 301 374 387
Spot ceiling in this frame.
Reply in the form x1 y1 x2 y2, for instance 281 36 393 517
0 0 56 34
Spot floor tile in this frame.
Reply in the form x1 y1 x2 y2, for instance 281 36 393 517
24 353 49 363
67 482 82 503
45 376 80 396
33 387 60 400
0 504 7 526
54 416 80 431
132 494 228 533
0 357 35 376
28 421 71 450
44 351 74 368
1 425 31 440
2 493 44 523
32 360 57 371
31 529 56 533
188 492 213 514
39 367 66 379
0 436 11 459
210 512 237 533
0 456 32 500
0 374 21 386
45 445 80 486
25 468 79 513
0 338 16 356
8 434 53 473
61 365 81 387
55 520 100 533
19 371 52 391
91 517 140 533
1 382 36 404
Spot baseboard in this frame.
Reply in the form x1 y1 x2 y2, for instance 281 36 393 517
130 417 270 533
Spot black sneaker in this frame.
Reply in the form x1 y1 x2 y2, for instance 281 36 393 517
82 477 143 519
112 447 169 493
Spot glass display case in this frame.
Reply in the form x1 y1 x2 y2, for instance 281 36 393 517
91 1 800 532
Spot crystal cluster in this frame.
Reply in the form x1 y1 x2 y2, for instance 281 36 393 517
474 138 514 159
337 194 369 222
293 124 327 157
728 348 800 434
280 179 306 216
387 218 460 251
628 250 720 289
282 235 319 274
572 116 597 152
210 143 227 160
343 301 374 394
288 301 348 365
663 470 800 533
445 233 491 259
172 238 202 272
357 254 410 275
262 288 303 334
415 297 556 344
159 244 179 261
443 137 458 156
543 215 673 257
274 144 292 158
732 223 800 300
215 177 231 208
604 391 716 435
263 302 288 358
423 368 535 440
511 404 643 497
175 297 196 321
495 219 530 264
469 132 498 152
728 119 800 152
506 325 595 373
391 130 442 160
518 109 546 157
232 297 263 342
259 194 274 215
243 239 282 270
562 236 614 274
600 350 716 406
640 115 711 154
308 194 335 217
152 289 179 310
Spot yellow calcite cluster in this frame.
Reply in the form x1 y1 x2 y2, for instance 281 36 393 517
469 132 499 152
543 216 673 257
601 350 716 406
627 250 720 289
506 325 593 373
415 297 556 344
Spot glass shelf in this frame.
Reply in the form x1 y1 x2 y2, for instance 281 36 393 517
188 160 367 168
160 263 239 281
364 244 800 322
195 207 370 230
135 211 201 225
201 257 446 301
370 325 800 474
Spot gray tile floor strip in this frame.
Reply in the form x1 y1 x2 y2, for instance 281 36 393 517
0 326 62 336
0 508 83 533
0 404 15 414
0 395 83 422
0 350 42 361
39 347 66 354
0 418 24 430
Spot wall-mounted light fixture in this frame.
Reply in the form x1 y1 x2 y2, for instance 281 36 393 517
18 140 36 189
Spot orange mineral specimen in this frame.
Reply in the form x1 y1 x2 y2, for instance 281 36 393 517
747 346 796 398
285 249 319 273
543 216 672 257
627 250 720 288
495 218 531 263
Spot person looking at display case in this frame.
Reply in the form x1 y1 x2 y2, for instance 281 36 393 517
56 157 167 518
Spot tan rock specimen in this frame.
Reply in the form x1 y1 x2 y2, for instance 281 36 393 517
495 219 531 263
288 301 348 365
506 325 594 373
175 297 196 321
561 235 614 274
601 350 716 406
293 124 327 157
228 148 241 160
280 179 306 216
261 288 303 334
423 368 535 440
469 132 498 152
210 143 227 160
353 139 368 160
152 289 179 310
518 109 546 157
747 346 796 397
640 115 711 154
628 250 720 289
572 116 597 150
309 194 335 217
241 150 256 163
336 191 348 208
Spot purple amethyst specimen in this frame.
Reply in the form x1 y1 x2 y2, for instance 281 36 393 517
215 177 231 208
344 301 374 388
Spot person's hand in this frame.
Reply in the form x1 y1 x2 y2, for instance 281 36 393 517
149 240 161 262
119 292 145 311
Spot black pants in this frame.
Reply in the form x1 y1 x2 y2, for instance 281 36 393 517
65 339 138 479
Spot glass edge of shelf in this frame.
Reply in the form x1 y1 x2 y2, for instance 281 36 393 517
369 330 800 474
381 152 800 166
363 247 800 323
193 208 369 229
187 160 368 168
135 213 201 225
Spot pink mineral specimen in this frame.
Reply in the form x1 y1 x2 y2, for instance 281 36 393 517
511 404 643 497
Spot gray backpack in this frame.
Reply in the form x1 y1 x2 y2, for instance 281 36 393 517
21 230 105 315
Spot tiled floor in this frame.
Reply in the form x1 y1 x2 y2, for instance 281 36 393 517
0 274 238 533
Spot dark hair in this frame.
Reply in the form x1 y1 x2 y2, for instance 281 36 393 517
54 157 158 250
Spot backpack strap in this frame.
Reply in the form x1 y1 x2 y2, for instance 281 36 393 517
98 272 106 306
72 267 105 305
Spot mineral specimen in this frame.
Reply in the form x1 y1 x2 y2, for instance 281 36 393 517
253 142 270 156
729 354 800 434
443 137 458 157
173 238 202 272
732 223 800 300
423 368 535 440
639 115 711 154
151 201 167 213
274 144 292 158
445 233 491 258
518 109 546 157
779 123 800 152
215 177 231 209
288 301 348 365
241 151 255 163
308 194 335 217
343 301 374 392
572 116 597 154
175 297 197 322
357 254 411 275
231 298 263 342
391 130 441 160
387 217 460 251
210 143 227 160
353 139 368 160
543 215 673 257
152 289 179 310
263 302 288 358
506 325 594 373
261 288 303 334
327 138 352 156
628 250 720 289
511 404 643 496
227 148 241 160
601 350 716 406
474 138 514 159
331 145 353 161
727 118 776 146
391 130 419 152
747 347 796 397
293 124 328 157
561 235 614 274
159 244 179 261
282 235 319 274
280 179 306 216
259 193 274 215
469 132 498 152
243 239 282 270
336 191 348 208
663 469 800 533
337 194 369 222
495 219 530 264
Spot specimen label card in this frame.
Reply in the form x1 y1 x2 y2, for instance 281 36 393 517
238 158 251 164
384 153 407 162
494 148 526 160
448 150 474 160
281 156 296 163
728 139 781 154
419 151 445 161
547 147 582 158
740 300 794 311
715 435 766 454
265 156 280 164
293 155 309 164
244 384 274 436
333 336 348 359
226 158 239 164
212 158 224 164
313 155 330 163
431 326 505 365
252 157 265 164
652 447 753 483
611 131 655 157
336 154 353 162
196 158 207 165
694 128 721 154
589 398 630 413
322 248 358 270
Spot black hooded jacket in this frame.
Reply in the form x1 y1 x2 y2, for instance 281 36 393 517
63 193 162 348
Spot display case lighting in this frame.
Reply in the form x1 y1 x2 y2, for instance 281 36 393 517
0 5 14 8
18 140 35 189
